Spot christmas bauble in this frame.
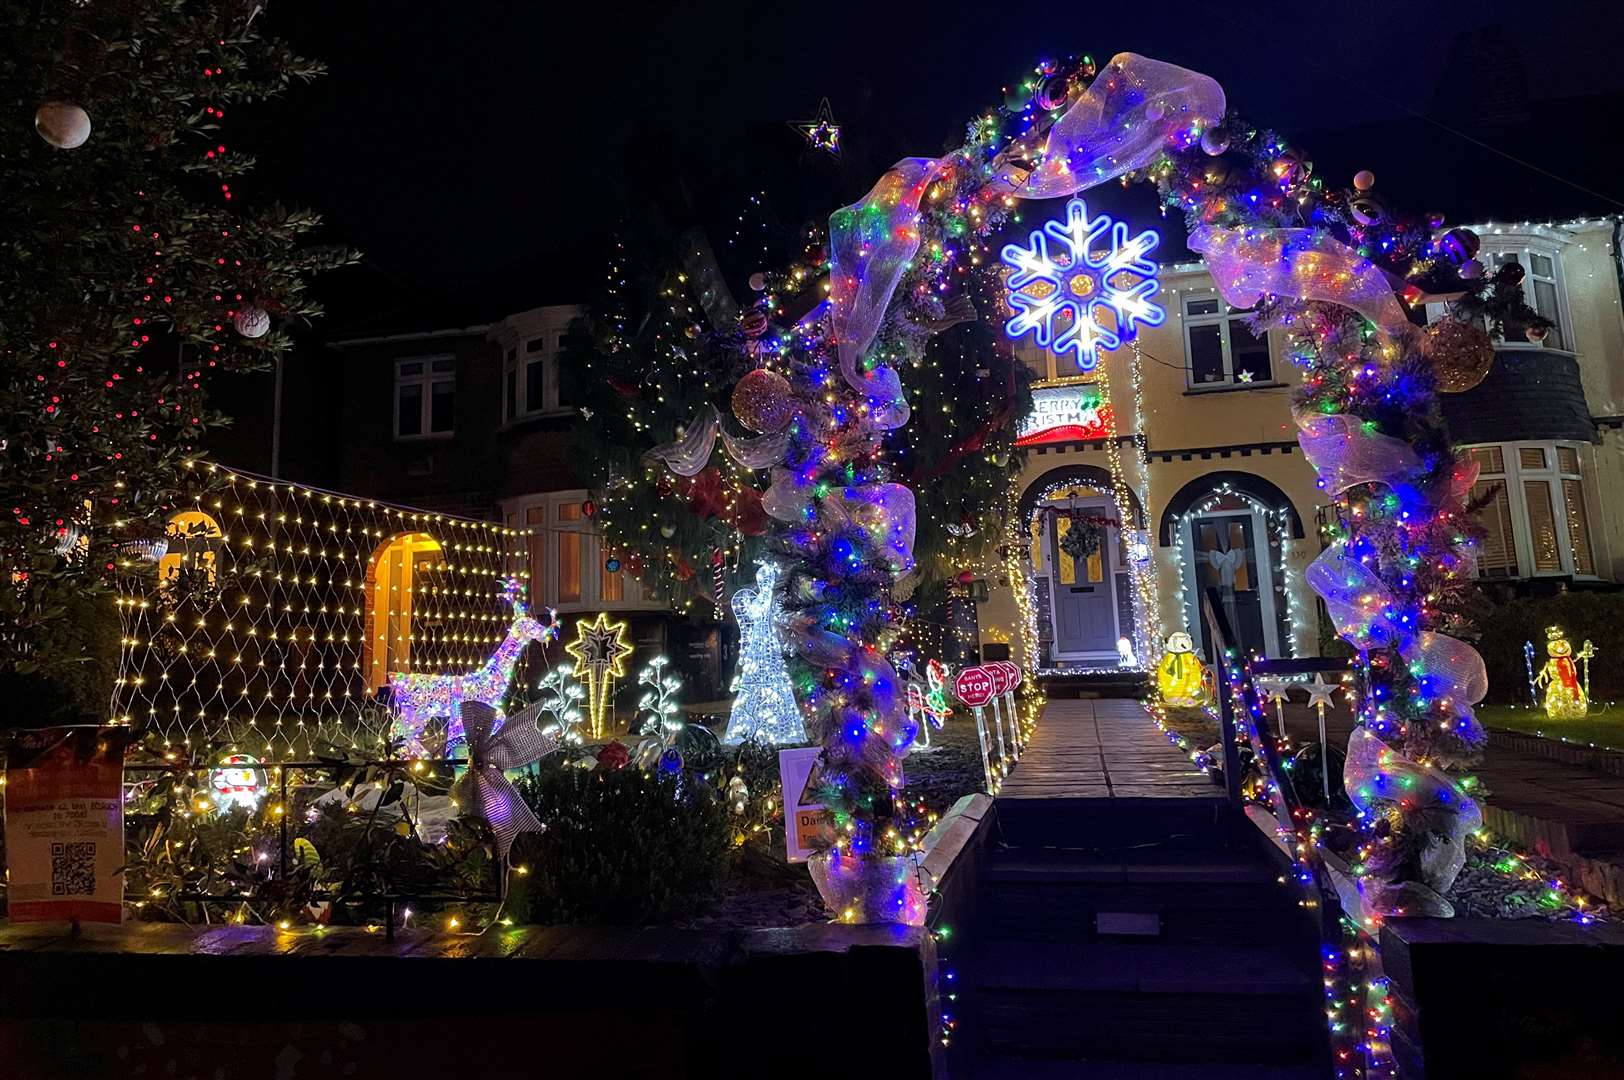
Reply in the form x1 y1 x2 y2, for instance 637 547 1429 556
1439 228 1480 264
956 570 976 586
1352 169 1376 192
659 523 677 540
1423 320 1495 393
731 367 793 433
740 311 769 338
1199 128 1229 156
581 499 597 518
1524 323 1550 344
233 306 270 339
1459 259 1484 281
34 101 90 149
1497 261 1526 287
605 556 621 573
748 272 767 292
1035 74 1072 111
1349 196 1384 227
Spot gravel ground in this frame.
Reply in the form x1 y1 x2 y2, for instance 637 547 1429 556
1448 836 1609 922
899 710 994 817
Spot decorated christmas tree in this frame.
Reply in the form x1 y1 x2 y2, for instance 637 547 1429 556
0 0 353 707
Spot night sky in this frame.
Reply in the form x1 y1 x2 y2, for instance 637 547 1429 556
246 0 1622 334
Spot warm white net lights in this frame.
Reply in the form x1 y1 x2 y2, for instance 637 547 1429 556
113 463 534 760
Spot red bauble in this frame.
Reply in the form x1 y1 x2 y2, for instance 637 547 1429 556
956 570 976 586
595 742 630 771
581 499 597 518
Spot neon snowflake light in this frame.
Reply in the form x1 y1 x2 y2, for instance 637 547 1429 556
1001 197 1164 371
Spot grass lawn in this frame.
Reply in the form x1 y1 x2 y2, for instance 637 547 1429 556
1476 702 1624 752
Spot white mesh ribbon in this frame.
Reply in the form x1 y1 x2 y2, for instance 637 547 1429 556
719 426 790 470
762 466 813 524
1021 52 1225 197
1298 413 1420 495
828 157 943 390
1305 546 1401 649
1188 225 1413 338
1411 630 1489 707
1344 725 1480 825
452 700 560 860
644 407 720 477
833 483 917 573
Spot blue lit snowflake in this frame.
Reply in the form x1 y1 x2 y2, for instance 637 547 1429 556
1001 197 1164 371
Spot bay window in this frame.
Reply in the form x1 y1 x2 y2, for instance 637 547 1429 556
1466 442 1595 579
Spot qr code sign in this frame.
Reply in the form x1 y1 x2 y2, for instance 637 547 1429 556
51 841 96 897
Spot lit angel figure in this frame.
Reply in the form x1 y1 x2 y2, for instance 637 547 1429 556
723 561 807 745
389 578 559 754
1002 196 1163 371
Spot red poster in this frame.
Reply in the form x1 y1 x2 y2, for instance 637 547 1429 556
4 726 130 924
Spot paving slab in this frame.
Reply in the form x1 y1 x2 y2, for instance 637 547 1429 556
999 700 1213 800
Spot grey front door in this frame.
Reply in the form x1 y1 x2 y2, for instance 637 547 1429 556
1048 505 1119 655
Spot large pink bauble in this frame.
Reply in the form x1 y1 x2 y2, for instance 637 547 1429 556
731 368 793 433
35 101 90 149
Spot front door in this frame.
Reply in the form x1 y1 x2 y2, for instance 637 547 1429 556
1047 501 1120 657
1188 511 1278 660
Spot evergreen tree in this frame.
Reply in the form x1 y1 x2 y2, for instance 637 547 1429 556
0 0 353 696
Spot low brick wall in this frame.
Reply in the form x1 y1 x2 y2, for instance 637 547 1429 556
1381 917 1624 1078
1487 727 1624 779
0 918 935 1079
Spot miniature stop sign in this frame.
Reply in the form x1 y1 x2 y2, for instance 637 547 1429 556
955 666 995 708
994 660 1021 689
987 663 1011 696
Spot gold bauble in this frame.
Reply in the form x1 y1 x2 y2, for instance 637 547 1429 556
731 368 793 433
1423 320 1495 393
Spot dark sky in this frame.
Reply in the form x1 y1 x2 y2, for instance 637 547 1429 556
248 0 1623 334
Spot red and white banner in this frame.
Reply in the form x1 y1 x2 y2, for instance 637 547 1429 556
4 726 131 924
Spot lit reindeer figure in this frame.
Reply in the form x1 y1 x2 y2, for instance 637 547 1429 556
389 579 560 754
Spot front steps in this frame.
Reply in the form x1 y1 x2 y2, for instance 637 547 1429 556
1039 671 1151 699
953 804 1328 1077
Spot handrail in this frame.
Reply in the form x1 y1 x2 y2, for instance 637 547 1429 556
1200 587 1385 1077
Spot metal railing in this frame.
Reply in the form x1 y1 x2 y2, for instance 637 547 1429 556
123 757 502 939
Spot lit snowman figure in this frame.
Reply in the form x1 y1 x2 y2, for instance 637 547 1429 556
1156 632 1209 708
210 754 266 813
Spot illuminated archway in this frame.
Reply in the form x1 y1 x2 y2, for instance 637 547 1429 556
363 532 444 692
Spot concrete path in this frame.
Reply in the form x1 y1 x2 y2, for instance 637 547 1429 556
1000 698 1214 800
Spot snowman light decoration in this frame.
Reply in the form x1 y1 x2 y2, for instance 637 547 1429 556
210 754 266 813
1156 632 1210 707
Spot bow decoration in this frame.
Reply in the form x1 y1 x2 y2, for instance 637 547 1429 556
452 699 560 861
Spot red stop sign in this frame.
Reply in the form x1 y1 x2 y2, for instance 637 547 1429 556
987 663 1011 695
955 666 995 707
994 660 1022 690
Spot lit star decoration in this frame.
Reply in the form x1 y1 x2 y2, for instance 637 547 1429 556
791 97 841 156
564 612 634 740
1001 196 1163 371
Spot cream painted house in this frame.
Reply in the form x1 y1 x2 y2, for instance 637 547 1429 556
976 216 1624 674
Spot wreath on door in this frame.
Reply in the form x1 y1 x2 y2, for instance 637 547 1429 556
1058 511 1119 562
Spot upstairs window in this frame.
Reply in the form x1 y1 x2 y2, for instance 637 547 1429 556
1487 249 1568 351
1183 295 1272 389
504 331 566 421
395 356 454 438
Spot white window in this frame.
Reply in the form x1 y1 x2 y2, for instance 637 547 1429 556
1484 249 1568 351
504 331 566 421
395 356 454 438
511 491 651 611
1182 295 1273 389
1466 442 1595 579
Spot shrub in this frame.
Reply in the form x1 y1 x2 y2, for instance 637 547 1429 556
1476 590 1624 704
509 764 732 925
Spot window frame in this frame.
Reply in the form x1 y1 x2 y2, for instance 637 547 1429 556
1466 440 1597 581
393 355 456 440
1180 292 1277 392
502 330 569 423
504 490 659 613
1477 237 1573 353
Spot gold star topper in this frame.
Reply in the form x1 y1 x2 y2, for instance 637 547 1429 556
791 98 841 157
